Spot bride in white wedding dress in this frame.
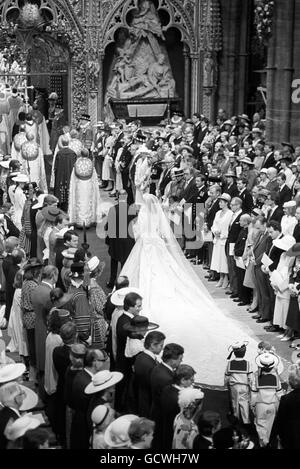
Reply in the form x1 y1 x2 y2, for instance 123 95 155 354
121 194 259 387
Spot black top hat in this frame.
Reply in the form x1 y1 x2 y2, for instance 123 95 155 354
123 316 159 332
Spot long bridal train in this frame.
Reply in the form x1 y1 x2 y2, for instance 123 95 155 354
121 194 258 387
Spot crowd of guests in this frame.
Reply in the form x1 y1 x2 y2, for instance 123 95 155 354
0 97 300 449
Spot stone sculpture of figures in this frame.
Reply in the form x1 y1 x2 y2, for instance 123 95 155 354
130 0 164 40
88 49 100 90
147 54 176 97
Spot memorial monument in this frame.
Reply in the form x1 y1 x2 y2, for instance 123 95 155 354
104 0 178 122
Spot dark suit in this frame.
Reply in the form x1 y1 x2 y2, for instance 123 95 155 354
293 223 300 243
197 126 209 145
234 227 251 303
0 407 19 449
271 388 300 449
160 384 180 450
53 343 72 444
278 184 292 207
266 179 279 194
226 212 242 295
105 202 136 285
32 282 52 373
4 215 20 238
193 434 213 449
262 152 276 169
224 183 239 199
239 189 254 213
150 363 174 449
158 167 173 197
3 261 18 321
133 351 157 418
267 206 284 224
205 199 221 269
70 369 92 449
253 232 272 320
115 313 132 412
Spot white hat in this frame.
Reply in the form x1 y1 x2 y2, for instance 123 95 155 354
5 415 41 441
218 193 231 203
19 385 38 411
0 363 26 384
91 405 110 426
12 174 29 183
104 414 138 448
57 227 72 239
111 287 141 306
87 256 105 276
273 235 296 252
32 194 47 209
84 370 123 395
0 161 10 169
283 200 296 209
252 127 263 134
260 168 268 174
255 352 279 369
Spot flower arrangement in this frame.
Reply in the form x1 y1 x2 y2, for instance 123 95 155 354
254 0 275 44
19 1 43 28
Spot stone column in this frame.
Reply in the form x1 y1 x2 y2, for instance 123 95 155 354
190 53 200 113
183 44 191 118
97 52 105 121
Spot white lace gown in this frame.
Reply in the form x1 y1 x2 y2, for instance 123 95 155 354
121 195 258 388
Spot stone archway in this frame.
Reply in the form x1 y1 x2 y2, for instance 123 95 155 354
97 0 199 119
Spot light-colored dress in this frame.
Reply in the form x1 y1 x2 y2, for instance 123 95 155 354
7 289 28 356
44 332 63 395
281 215 297 237
210 209 233 274
271 252 294 329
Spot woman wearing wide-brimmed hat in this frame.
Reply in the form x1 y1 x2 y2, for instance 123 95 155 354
11 173 28 231
284 242 300 341
210 193 233 288
19 182 40 257
38 206 62 263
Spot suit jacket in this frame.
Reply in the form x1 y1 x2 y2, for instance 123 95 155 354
70 369 92 449
193 434 213 449
253 232 272 266
234 227 248 257
0 407 19 449
158 167 173 196
133 351 157 418
53 344 72 399
267 237 284 272
150 363 174 421
197 127 209 144
105 202 136 263
181 178 197 204
206 199 220 231
293 222 300 243
112 132 124 161
2 254 13 281
193 123 201 141
271 388 300 449
224 183 239 199
278 184 292 207
4 215 20 238
31 282 52 372
268 206 284 224
115 313 131 374
262 152 275 169
160 384 180 449
4 262 18 320
226 211 243 252
239 189 254 213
